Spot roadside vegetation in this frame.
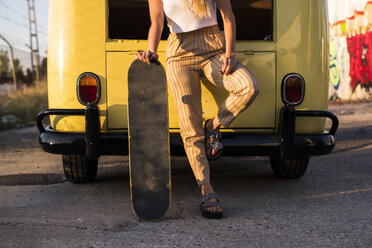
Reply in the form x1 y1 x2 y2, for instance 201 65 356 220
0 48 48 130
0 81 48 130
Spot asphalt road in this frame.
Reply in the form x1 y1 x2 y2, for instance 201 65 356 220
0 102 371 247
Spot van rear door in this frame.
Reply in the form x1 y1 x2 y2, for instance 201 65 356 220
106 48 276 130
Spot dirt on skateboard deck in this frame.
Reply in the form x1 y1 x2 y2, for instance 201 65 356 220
127 59 170 221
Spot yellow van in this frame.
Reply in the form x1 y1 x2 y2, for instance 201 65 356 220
36 0 339 183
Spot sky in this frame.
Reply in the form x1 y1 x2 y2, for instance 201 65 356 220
0 0 49 68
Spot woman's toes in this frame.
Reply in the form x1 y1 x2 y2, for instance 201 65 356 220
208 206 217 212
212 148 217 155
206 205 222 213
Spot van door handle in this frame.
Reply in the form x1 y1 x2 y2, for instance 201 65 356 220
244 51 255 56
129 50 144 55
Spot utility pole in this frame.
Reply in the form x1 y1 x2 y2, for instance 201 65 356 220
0 34 18 91
25 44 40 83
26 0 40 82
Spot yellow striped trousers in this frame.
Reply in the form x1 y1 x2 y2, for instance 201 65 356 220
165 25 259 186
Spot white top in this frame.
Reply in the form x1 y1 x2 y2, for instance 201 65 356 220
162 0 218 33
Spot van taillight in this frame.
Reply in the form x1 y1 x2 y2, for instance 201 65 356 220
281 74 305 106
77 73 101 106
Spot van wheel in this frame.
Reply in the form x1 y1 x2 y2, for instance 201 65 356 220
269 156 309 178
62 154 98 183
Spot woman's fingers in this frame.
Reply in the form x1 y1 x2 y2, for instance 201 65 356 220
135 52 146 63
135 51 158 64
151 53 159 61
145 51 152 64
222 57 237 75
221 58 228 74
225 63 234 75
135 53 143 61
148 52 159 63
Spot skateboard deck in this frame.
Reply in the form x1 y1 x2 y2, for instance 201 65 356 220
127 59 170 221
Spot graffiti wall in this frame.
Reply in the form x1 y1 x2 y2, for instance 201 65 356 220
328 0 372 100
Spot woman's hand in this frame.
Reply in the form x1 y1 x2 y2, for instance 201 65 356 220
135 50 159 64
135 0 163 64
215 0 237 75
137 0 163 65
221 55 237 75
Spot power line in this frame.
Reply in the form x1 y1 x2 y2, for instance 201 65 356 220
0 32 47 52
0 0 47 33
0 15 28 30
0 33 23 47
0 0 28 21
0 15 47 36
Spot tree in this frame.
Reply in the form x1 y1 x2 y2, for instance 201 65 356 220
25 68 33 85
40 57 47 79
0 49 10 84
14 58 25 84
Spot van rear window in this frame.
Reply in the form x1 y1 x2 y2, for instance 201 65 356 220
108 0 273 41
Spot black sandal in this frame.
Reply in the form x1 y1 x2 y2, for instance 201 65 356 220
200 192 223 219
204 119 223 161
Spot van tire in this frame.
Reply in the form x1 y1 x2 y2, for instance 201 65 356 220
62 154 98 183
270 156 309 179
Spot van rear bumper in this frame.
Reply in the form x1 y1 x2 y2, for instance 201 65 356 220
36 105 339 159
38 128 335 157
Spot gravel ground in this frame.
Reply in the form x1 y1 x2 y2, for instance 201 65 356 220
0 101 371 247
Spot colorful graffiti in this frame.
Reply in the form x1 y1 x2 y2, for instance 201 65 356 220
347 32 372 91
330 40 340 91
329 37 352 100
328 0 372 100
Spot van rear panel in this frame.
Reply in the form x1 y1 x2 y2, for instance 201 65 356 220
106 48 276 130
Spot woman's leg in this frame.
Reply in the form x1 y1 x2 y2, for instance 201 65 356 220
166 60 222 213
166 60 211 186
202 54 259 129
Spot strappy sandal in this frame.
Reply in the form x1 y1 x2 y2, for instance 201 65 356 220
204 119 223 161
200 192 224 219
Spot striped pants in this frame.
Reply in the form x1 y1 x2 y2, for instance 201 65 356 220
165 25 259 186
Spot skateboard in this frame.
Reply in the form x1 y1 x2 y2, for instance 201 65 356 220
127 59 170 221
